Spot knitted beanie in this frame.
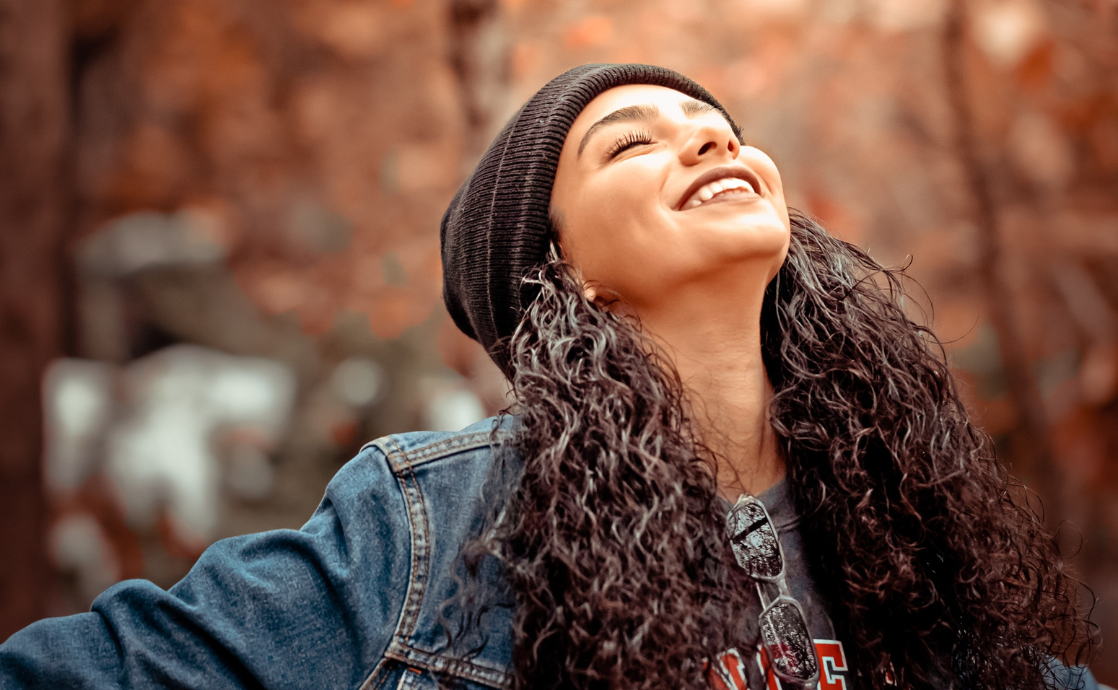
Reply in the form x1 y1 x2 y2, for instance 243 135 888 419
440 63 739 376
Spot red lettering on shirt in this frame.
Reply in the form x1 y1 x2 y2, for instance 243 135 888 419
708 649 750 690
710 640 850 690
815 641 848 690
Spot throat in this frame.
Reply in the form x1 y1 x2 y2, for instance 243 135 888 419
676 354 785 498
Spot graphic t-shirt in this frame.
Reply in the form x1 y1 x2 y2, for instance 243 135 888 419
711 481 852 690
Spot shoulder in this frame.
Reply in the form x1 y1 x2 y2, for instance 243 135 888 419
321 414 520 522
349 415 520 689
356 413 522 572
360 414 520 479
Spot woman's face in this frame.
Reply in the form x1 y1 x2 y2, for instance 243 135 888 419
551 84 790 312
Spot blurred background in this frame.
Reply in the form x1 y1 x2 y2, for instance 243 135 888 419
0 0 1115 680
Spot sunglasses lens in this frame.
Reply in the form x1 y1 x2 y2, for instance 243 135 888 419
727 500 782 579
759 601 819 683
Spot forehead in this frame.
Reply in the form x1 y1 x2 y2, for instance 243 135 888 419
564 84 702 143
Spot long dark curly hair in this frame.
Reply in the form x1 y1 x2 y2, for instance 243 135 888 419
449 212 1094 690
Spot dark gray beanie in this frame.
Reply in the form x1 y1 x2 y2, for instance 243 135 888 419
440 63 739 375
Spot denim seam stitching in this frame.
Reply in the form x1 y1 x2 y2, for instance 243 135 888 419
363 431 514 471
396 665 423 690
387 436 429 644
361 433 491 458
404 437 432 643
358 447 412 690
404 432 514 464
357 657 393 690
378 438 512 689
383 647 510 689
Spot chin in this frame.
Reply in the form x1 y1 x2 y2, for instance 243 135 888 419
697 216 789 255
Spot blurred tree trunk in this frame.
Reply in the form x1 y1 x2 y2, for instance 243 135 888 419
0 0 71 637
448 0 510 165
941 0 1062 524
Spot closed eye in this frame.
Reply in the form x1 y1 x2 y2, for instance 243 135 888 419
606 129 654 160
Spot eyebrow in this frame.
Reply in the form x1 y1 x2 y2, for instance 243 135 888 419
577 99 721 157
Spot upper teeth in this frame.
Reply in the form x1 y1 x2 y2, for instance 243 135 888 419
684 177 755 208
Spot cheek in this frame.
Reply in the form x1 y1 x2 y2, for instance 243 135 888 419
591 160 666 219
566 164 671 274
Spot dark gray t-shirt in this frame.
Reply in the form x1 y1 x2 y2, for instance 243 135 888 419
714 480 851 690
714 482 1103 690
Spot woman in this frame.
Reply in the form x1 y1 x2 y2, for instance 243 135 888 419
0 64 1099 690
440 63 1098 690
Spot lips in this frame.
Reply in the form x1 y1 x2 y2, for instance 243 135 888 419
677 165 763 211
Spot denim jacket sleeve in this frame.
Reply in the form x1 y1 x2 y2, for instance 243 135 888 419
0 442 412 689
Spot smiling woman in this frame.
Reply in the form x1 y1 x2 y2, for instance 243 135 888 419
549 84 791 497
439 64 1101 690
0 63 1101 690
552 86 789 317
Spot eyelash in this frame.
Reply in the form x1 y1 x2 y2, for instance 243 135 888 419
606 129 654 159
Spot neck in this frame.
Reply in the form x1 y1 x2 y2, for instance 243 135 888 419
633 271 785 498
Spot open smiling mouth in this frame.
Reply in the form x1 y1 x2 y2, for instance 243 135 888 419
677 165 764 211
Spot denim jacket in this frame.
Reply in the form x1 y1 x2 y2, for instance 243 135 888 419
1 416 518 690
0 415 1103 690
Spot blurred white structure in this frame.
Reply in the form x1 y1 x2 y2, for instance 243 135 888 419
44 346 296 546
78 209 227 277
330 356 384 407
423 382 487 432
107 345 296 541
43 359 116 491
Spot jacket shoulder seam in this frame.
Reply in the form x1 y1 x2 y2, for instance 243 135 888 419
363 429 514 474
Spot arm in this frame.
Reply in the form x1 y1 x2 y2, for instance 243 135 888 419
0 445 410 689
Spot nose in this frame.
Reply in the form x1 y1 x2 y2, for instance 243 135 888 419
679 119 740 166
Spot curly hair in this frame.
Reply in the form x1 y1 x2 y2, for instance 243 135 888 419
448 212 1094 690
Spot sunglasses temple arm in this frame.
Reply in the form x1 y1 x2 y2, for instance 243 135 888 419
776 575 794 600
755 581 772 609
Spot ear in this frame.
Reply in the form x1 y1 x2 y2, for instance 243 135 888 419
584 285 598 303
